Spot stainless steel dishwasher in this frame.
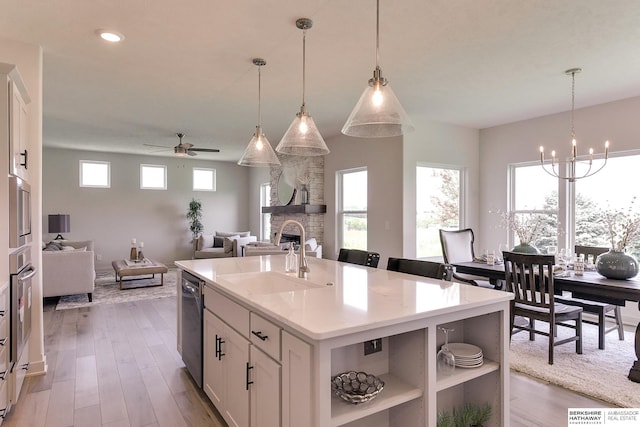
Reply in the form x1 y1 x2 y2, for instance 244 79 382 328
181 271 203 388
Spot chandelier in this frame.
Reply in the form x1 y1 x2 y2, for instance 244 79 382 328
539 68 609 182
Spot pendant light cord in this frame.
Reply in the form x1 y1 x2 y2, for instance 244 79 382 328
302 27 307 110
376 0 380 70
258 64 262 127
570 70 575 140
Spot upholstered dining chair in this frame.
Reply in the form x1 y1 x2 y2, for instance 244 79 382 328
554 245 624 349
503 251 583 365
337 248 380 268
438 228 497 289
386 257 453 281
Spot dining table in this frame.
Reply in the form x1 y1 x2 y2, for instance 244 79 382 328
452 260 640 383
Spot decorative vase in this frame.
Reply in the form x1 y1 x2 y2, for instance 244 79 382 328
300 184 309 205
511 243 540 254
595 250 639 280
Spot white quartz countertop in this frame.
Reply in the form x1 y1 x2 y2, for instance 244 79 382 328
176 256 512 341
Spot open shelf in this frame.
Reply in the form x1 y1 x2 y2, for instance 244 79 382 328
436 360 499 392
330 373 423 427
261 204 327 215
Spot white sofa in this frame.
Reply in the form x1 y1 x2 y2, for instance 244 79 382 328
243 238 322 258
194 231 258 259
42 240 96 301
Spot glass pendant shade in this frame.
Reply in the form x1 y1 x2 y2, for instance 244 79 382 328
237 126 280 166
276 17 329 157
342 72 414 138
276 106 329 156
237 58 280 167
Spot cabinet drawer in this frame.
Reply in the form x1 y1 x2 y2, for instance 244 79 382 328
0 381 7 424
204 286 249 337
250 313 281 361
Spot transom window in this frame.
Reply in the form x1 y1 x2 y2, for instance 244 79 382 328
79 160 110 188
140 164 167 190
193 168 216 191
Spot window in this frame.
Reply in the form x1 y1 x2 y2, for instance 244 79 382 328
260 182 271 241
574 154 640 259
337 168 367 250
509 163 559 250
140 164 167 190
416 165 463 258
80 160 110 188
193 168 216 191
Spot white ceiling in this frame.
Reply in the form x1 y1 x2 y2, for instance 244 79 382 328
2 0 639 162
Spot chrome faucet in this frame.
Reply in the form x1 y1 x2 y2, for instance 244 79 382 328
274 219 308 279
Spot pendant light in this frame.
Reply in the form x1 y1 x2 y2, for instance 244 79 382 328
342 0 414 138
238 58 280 167
276 18 330 156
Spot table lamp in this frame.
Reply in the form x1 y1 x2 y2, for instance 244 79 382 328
48 214 70 240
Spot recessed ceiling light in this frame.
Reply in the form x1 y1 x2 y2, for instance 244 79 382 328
96 29 125 43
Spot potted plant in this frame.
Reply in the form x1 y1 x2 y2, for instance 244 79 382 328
469 402 492 427
437 410 455 427
494 210 545 253
596 199 640 279
187 198 203 240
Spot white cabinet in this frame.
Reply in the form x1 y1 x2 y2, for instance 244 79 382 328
203 309 250 427
0 64 30 181
249 346 280 427
282 331 312 427
0 284 9 424
203 287 286 427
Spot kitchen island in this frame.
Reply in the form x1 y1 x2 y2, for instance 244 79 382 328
175 256 513 427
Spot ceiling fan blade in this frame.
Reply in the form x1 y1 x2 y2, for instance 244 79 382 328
186 150 198 156
143 143 172 149
180 142 194 149
190 147 221 153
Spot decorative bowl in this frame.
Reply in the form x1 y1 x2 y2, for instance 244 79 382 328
331 371 384 404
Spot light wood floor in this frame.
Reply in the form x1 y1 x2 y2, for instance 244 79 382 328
2 296 613 427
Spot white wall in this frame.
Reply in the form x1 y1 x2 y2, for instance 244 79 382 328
479 95 640 325
43 147 253 270
403 117 481 258
324 134 404 266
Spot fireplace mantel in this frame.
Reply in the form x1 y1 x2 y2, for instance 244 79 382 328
261 204 326 215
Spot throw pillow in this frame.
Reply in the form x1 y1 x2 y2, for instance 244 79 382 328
44 241 63 251
223 235 239 253
199 234 214 249
305 238 318 252
213 236 224 248
217 231 251 238
61 245 75 251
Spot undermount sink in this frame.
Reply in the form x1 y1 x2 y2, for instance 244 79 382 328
215 271 325 294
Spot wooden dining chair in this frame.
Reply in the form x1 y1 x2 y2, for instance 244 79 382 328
438 228 497 289
386 257 453 281
554 245 624 349
503 251 583 365
337 248 380 268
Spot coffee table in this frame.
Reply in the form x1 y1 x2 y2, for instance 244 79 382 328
112 258 168 290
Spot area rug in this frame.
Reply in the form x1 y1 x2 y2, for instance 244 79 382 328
55 269 177 310
510 322 640 408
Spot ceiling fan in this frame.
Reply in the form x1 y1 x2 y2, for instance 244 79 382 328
144 133 220 157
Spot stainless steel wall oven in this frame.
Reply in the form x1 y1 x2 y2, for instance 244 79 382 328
9 247 34 374
9 176 32 249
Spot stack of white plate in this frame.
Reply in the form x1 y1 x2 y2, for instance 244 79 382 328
446 343 483 368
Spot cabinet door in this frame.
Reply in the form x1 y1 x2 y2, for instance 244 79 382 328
203 310 225 408
223 325 250 427
249 346 280 427
281 331 312 427
9 80 28 180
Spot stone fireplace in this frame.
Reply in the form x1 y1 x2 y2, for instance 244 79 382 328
268 154 325 246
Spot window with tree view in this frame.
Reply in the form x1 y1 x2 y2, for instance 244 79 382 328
338 168 367 250
574 154 640 259
511 164 558 251
416 165 462 258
